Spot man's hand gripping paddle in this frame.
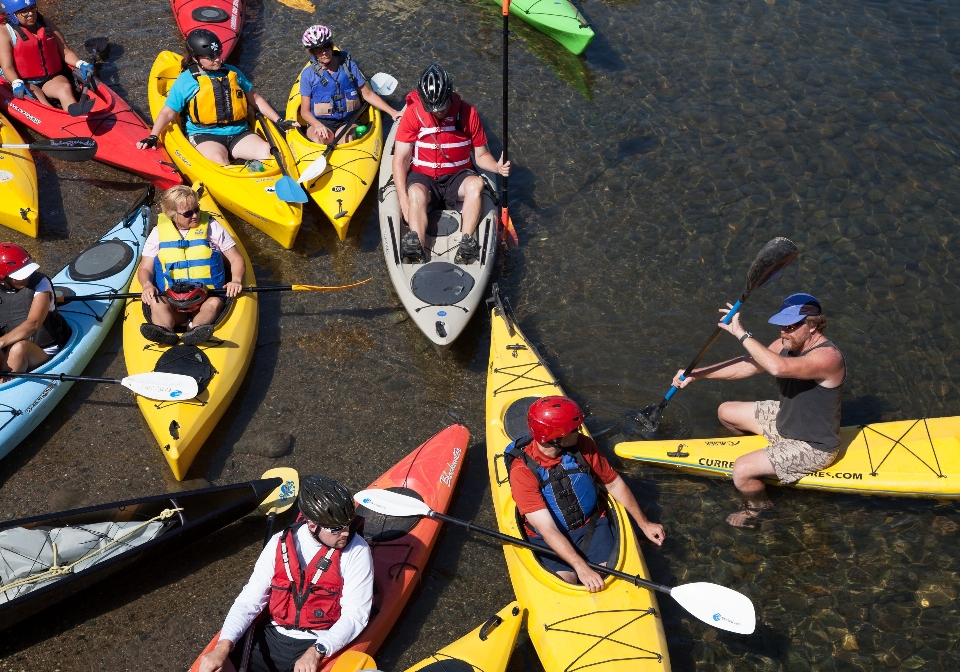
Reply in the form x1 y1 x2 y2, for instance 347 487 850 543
636 237 799 433
355 488 757 635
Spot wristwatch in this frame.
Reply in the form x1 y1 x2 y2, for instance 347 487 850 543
739 332 753 344
314 642 327 657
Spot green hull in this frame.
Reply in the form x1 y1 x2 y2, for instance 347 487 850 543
490 0 595 55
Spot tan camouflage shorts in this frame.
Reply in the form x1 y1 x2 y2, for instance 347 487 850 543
755 400 839 484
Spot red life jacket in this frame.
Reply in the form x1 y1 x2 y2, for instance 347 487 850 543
268 524 344 630
7 16 63 80
405 91 474 179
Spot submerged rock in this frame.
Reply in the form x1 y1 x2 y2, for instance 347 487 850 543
234 431 294 458
47 487 85 512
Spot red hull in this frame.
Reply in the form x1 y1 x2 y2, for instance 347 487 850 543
0 77 182 189
170 0 244 60
189 423 469 671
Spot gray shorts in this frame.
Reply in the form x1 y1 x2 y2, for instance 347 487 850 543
755 400 838 484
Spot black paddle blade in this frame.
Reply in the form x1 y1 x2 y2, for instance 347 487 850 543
84 37 109 57
67 94 94 117
743 237 799 298
38 138 98 161
634 400 665 431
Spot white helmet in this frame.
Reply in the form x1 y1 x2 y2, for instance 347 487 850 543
302 25 332 49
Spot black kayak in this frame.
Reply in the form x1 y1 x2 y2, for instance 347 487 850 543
0 477 278 631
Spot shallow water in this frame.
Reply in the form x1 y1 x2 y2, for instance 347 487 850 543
1 0 960 669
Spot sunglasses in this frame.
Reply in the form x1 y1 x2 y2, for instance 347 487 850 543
780 319 807 333
318 523 350 534
311 43 334 52
178 207 200 218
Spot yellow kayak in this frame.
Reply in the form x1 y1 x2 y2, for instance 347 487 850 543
615 416 960 499
0 110 37 237
123 182 258 480
283 65 382 241
486 294 670 672
405 602 522 672
148 51 303 249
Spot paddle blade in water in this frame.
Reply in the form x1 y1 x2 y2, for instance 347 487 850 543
743 237 799 297
258 467 299 515
500 210 519 250
290 278 371 291
274 175 309 203
121 372 198 401
370 72 397 96
297 156 326 184
354 488 432 518
84 37 108 56
670 582 757 634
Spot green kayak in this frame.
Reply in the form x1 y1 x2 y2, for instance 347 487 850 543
491 0 594 55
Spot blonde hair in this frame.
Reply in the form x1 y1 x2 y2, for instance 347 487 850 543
160 185 199 220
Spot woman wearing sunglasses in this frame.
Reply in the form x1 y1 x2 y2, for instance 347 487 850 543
670 293 847 528
136 185 245 346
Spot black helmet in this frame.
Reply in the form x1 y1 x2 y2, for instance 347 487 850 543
417 63 452 114
299 476 355 526
186 29 223 59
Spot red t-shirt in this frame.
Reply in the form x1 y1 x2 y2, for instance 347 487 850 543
396 91 488 147
509 435 619 516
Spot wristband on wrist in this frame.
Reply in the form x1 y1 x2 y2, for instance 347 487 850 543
739 332 753 344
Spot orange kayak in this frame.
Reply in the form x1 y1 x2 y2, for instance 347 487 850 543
189 421 468 671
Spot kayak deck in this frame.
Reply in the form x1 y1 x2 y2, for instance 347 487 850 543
404 602 523 672
170 0 244 60
488 0 595 55
615 416 960 499
0 110 37 237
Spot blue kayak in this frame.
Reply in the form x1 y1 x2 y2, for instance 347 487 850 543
0 189 151 461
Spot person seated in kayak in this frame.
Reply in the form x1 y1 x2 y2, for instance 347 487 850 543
136 185 245 346
297 24 401 145
670 293 846 528
0 243 70 382
504 396 665 592
392 63 510 265
136 28 296 166
198 476 374 672
0 0 94 107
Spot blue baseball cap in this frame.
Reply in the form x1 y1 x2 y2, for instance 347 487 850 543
768 293 822 326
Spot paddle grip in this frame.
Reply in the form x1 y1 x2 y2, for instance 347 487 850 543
721 299 743 325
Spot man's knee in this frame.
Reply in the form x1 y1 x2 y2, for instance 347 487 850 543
407 183 429 207
460 175 483 200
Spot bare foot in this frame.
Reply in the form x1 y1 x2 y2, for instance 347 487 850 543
726 501 774 528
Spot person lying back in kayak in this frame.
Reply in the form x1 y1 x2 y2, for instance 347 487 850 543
297 24 400 145
0 243 70 382
670 293 846 528
198 476 374 672
392 63 510 265
0 0 94 107
137 29 296 166
504 396 665 593
137 185 244 346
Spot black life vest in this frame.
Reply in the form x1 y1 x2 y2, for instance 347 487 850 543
0 272 70 349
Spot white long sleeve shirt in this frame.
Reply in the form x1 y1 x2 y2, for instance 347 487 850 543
219 525 373 655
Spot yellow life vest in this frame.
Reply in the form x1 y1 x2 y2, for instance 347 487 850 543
154 212 226 290
187 65 248 128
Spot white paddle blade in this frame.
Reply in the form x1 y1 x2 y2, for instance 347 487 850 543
370 72 397 96
258 467 299 515
354 488 432 518
670 582 756 634
121 372 199 401
297 156 327 184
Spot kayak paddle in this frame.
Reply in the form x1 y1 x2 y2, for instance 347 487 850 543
3 370 199 401
499 0 519 250
83 36 109 77
0 138 97 161
636 237 800 432
57 278 371 304
253 110 308 204
296 71 398 185
354 488 757 635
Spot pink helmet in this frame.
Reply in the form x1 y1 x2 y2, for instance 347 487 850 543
302 25 332 49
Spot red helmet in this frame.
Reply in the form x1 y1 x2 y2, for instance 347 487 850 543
165 281 208 313
0 243 34 281
527 396 583 444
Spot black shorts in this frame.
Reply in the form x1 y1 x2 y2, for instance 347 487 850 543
316 117 351 134
406 169 478 211
528 515 615 575
189 129 256 154
231 624 314 672
24 73 61 87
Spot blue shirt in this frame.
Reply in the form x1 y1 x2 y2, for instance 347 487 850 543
165 64 254 137
299 56 365 117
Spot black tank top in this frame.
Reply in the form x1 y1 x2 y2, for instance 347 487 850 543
775 340 845 452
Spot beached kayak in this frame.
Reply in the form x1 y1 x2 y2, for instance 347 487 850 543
148 51 303 249
0 110 37 237
284 67 383 241
487 0 594 55
378 110 498 355
0 74 181 189
615 416 960 499
404 602 522 672
188 421 469 671
485 291 670 671
170 0 244 60
0 475 278 631
0 188 150 463
123 182 258 481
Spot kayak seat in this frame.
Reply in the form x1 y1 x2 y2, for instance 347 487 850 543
356 486 422 543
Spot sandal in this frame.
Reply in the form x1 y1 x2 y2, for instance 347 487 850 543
140 323 179 346
181 324 215 345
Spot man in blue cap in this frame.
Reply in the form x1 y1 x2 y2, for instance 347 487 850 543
671 293 846 527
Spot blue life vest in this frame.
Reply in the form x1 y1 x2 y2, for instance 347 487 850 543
306 50 361 121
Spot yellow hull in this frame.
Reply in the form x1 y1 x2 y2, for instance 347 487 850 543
405 602 522 672
284 65 382 241
486 305 670 672
615 416 960 499
148 51 303 249
0 111 38 237
123 182 258 480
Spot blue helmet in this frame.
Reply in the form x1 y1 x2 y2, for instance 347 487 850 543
2 0 37 23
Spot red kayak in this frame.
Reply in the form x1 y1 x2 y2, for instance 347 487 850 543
189 421 469 671
170 0 244 60
0 75 182 189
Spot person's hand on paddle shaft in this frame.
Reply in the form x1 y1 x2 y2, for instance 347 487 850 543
75 60 94 82
671 369 694 389
294 643 323 672
224 280 243 298
10 79 27 100
575 563 606 593
639 521 666 546
496 153 511 177
140 282 162 305
717 303 748 340
197 638 232 672
274 118 300 133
